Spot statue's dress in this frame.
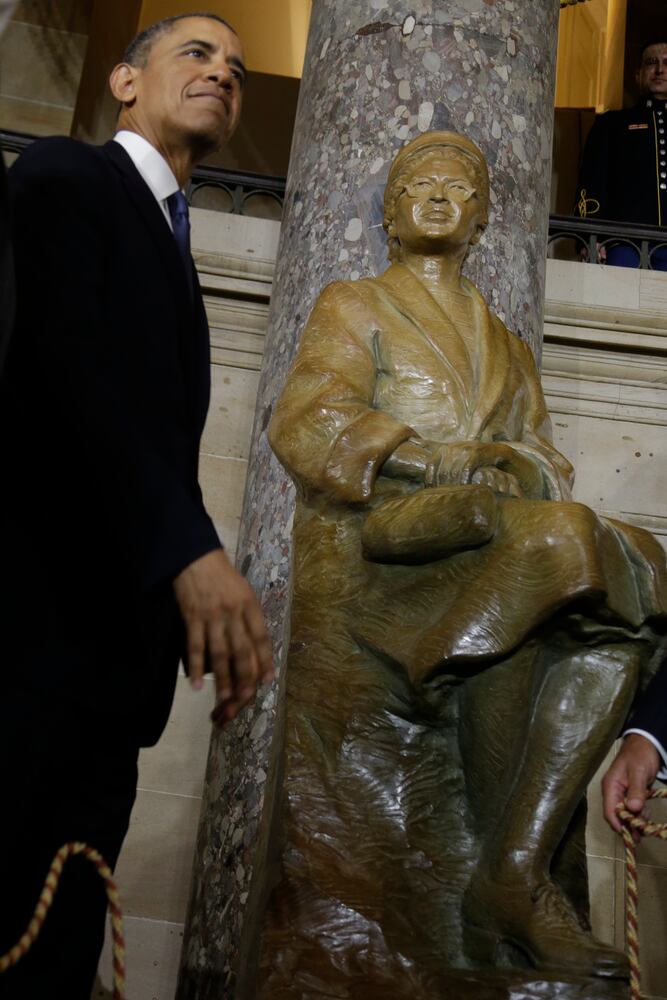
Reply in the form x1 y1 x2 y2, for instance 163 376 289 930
258 264 667 995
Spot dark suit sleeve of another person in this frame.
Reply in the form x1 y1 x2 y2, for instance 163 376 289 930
7 139 221 592
576 113 611 219
626 661 667 751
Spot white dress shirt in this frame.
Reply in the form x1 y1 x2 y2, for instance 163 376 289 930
113 130 181 231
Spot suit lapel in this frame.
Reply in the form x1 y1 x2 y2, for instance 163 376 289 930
102 140 193 329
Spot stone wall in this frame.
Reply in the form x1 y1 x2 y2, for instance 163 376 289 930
0 3 90 135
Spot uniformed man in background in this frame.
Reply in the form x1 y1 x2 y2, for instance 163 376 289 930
577 37 667 269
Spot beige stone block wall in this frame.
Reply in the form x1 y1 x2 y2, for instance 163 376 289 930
97 246 667 998
0 17 88 135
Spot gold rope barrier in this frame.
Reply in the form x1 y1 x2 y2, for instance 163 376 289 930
0 842 125 999
618 789 667 1000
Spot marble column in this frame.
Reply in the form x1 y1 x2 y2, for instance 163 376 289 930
178 2 560 997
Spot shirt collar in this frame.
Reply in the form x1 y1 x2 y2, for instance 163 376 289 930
113 130 181 204
644 97 667 110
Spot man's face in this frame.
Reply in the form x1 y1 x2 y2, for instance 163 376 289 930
123 17 245 154
637 44 667 100
390 151 485 257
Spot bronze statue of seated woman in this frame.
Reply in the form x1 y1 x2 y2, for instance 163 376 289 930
247 131 667 998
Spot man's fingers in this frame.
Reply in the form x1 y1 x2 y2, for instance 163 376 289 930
186 618 206 688
227 615 259 700
244 600 274 682
211 694 241 727
626 769 650 814
206 617 231 701
601 773 625 832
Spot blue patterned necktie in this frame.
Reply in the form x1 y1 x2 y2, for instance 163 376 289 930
167 190 193 293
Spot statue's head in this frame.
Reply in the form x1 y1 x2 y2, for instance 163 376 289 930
383 131 490 263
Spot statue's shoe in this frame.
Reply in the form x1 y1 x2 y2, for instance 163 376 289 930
463 877 629 979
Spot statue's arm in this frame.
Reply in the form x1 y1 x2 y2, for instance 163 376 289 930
268 282 414 503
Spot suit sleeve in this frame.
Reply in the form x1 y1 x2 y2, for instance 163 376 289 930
8 140 220 591
576 114 611 219
268 281 413 504
625 664 667 750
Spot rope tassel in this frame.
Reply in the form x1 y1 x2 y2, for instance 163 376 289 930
0 842 125 999
618 789 667 1000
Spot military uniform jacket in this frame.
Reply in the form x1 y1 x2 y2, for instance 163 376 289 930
577 98 667 225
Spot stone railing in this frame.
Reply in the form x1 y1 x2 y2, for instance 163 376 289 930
187 164 285 220
0 128 286 221
548 213 667 269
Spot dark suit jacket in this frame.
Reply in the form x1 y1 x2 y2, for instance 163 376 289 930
0 137 220 745
576 100 667 225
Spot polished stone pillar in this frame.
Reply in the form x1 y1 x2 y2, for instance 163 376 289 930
179 3 560 997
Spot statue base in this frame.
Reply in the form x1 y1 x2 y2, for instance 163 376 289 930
410 970 629 1000
177 966 630 1000
258 970 630 1000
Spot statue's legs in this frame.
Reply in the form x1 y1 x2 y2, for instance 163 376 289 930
460 636 642 977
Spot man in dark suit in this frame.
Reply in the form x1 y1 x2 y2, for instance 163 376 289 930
0 13 273 997
602 669 667 832
576 38 667 269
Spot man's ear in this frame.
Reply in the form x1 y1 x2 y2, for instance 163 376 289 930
109 63 139 105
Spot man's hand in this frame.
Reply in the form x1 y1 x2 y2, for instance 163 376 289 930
173 548 274 726
601 733 660 833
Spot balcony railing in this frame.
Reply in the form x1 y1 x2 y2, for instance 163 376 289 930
4 129 667 263
0 128 286 221
548 214 667 269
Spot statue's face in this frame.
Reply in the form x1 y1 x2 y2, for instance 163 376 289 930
389 150 484 256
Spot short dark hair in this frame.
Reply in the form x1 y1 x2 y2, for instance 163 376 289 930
640 38 667 63
122 13 236 67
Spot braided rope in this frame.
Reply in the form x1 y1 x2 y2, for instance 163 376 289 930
0 841 125 999
618 789 667 1000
